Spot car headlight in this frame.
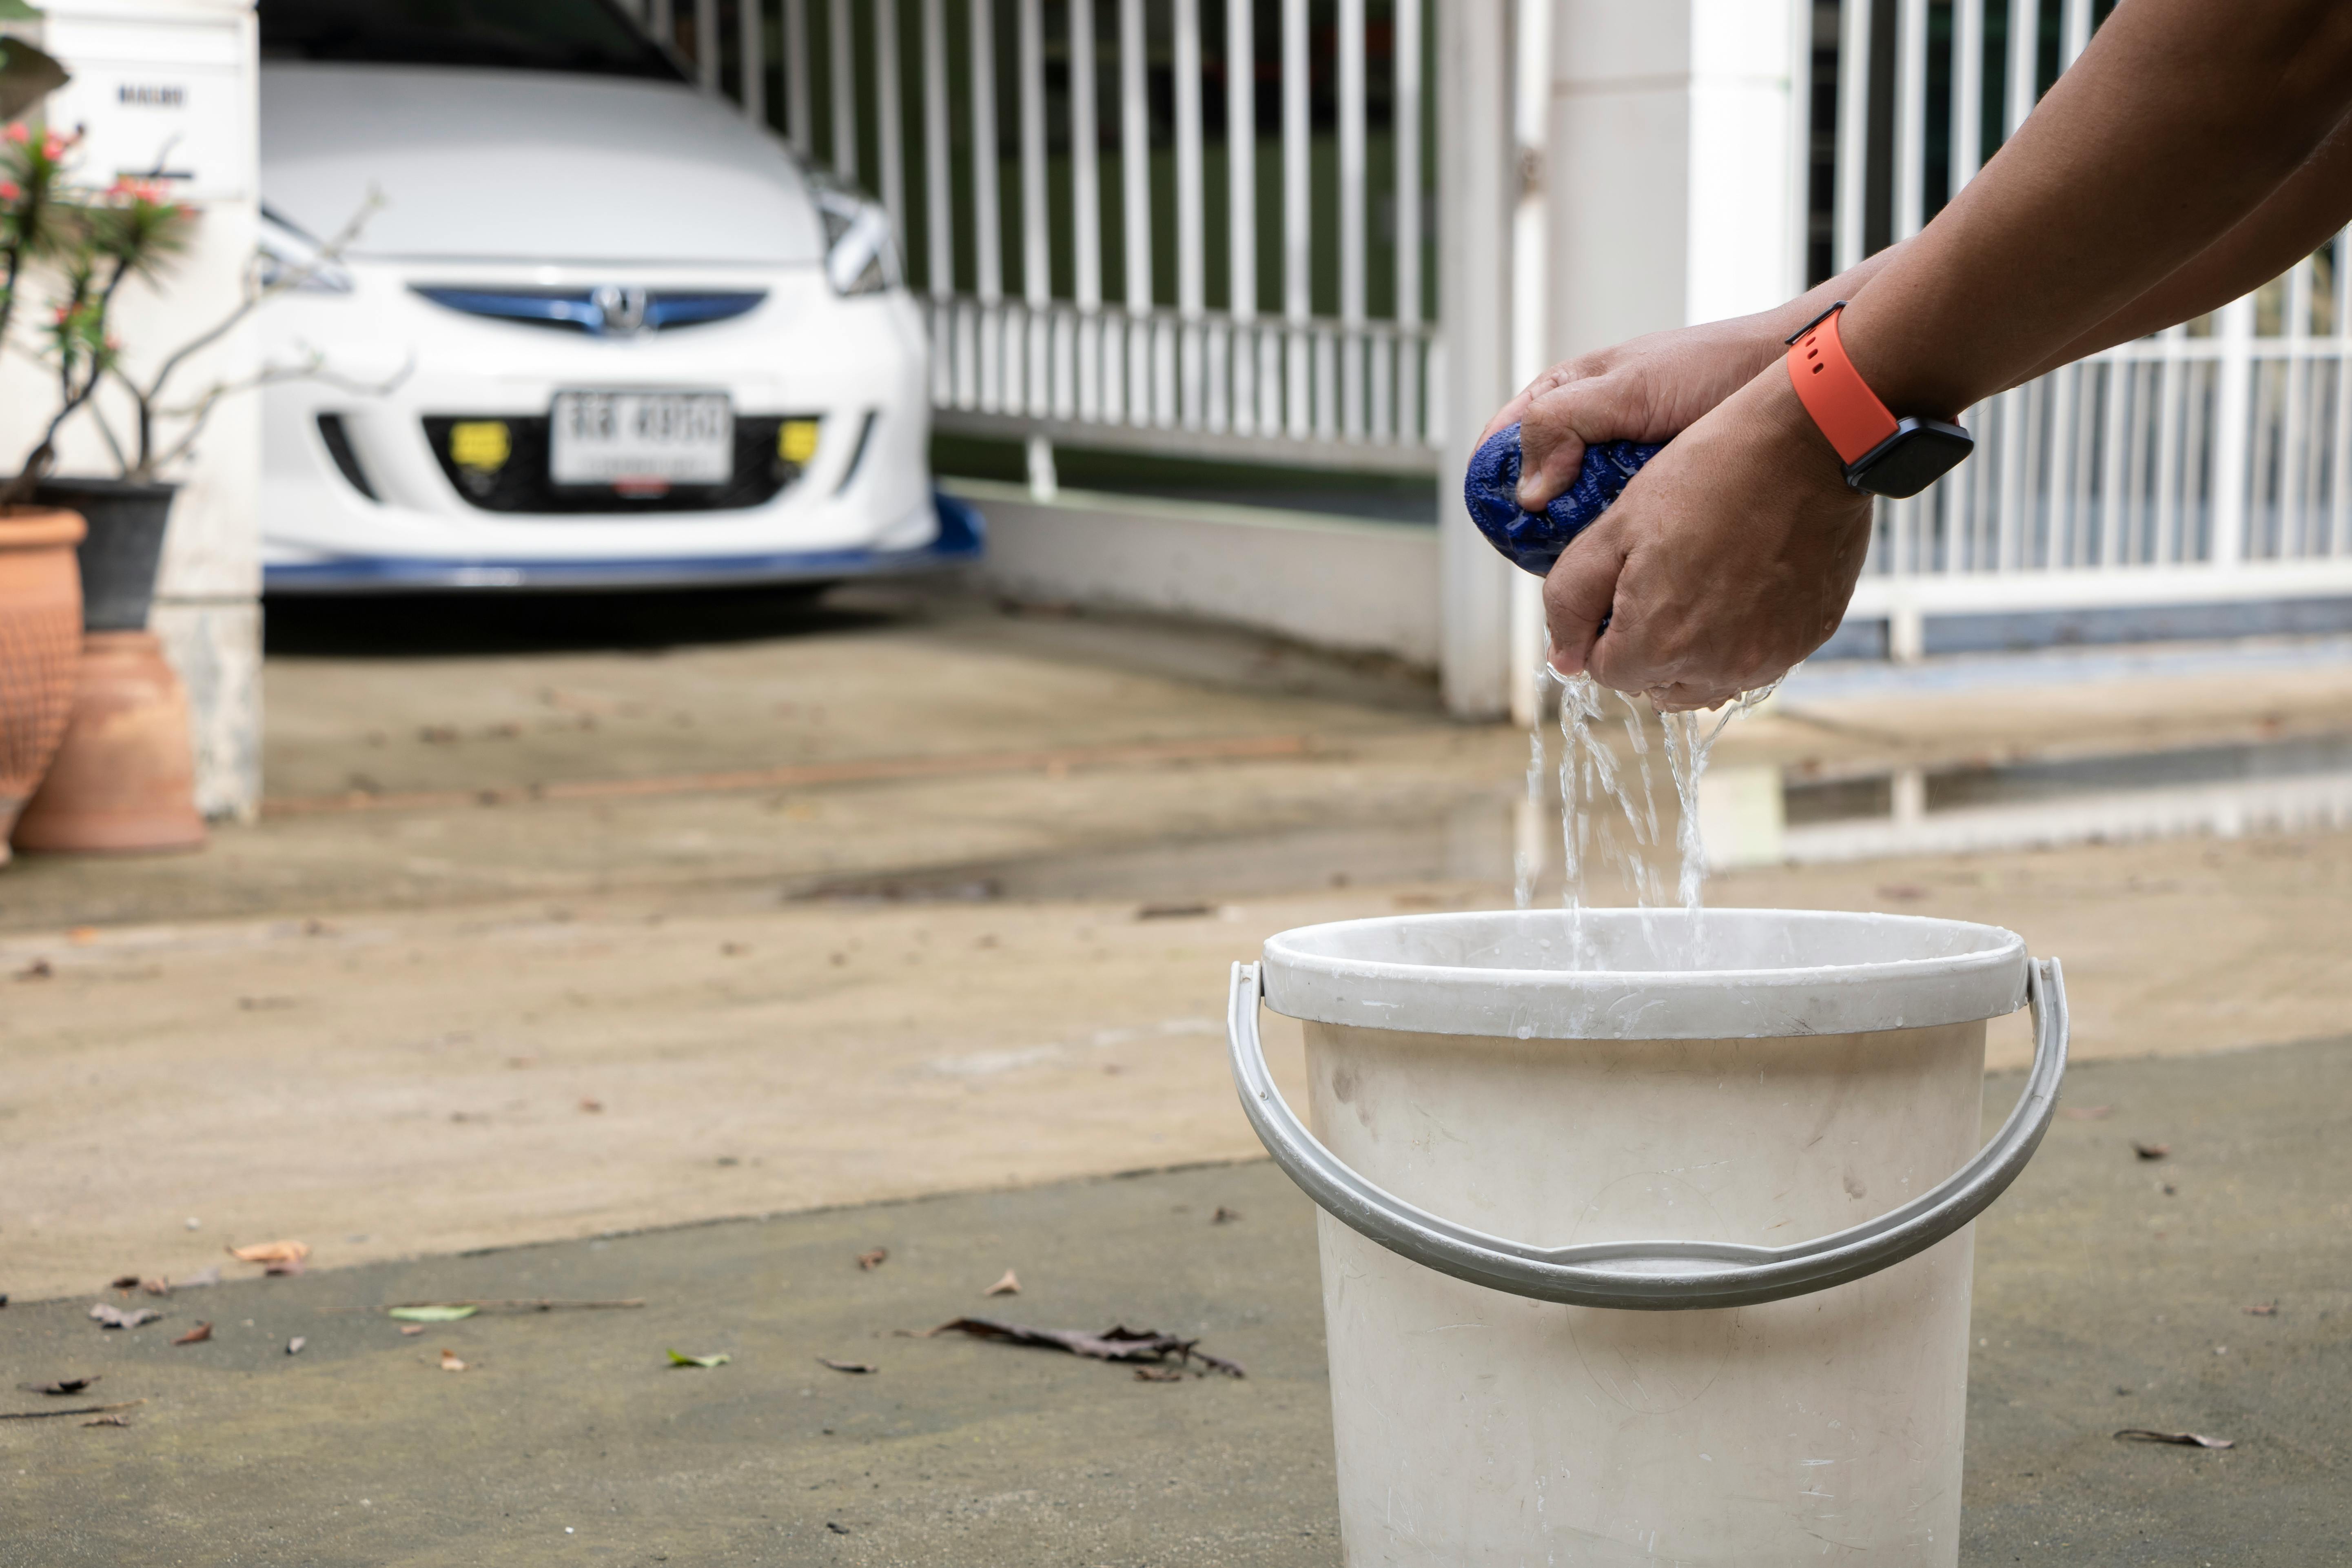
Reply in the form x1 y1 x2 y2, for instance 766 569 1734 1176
259 204 356 295
812 185 898 298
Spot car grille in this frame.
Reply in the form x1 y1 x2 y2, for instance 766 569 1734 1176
423 415 812 513
412 286 766 337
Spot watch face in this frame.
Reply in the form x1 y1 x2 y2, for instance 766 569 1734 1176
1849 419 1974 498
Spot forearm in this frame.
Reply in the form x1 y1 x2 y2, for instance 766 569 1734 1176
1844 0 2352 417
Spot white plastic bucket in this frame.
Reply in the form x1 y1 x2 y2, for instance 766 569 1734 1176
1227 907 2067 1566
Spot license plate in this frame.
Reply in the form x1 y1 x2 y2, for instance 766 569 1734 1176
549 390 733 486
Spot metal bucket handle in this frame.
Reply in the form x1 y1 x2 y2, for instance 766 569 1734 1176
1227 955 2068 1310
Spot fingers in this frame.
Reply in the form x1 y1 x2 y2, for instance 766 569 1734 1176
1516 413 1591 512
1481 364 1576 446
1540 522 1627 679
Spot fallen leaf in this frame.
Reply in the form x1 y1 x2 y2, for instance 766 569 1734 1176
109 1275 140 1291
388 1305 479 1323
666 1349 730 1368
2057 1104 2114 1121
439 1349 468 1373
579 1097 604 1113
264 1258 307 1277
228 1240 311 1266
172 1322 212 1346
2244 1302 2279 1317
1211 1206 1242 1224
927 1317 1245 1378
856 1248 888 1271
1136 902 1214 920
2133 1143 2171 1161
817 1358 876 1374
2115 1428 2234 1449
18 1377 99 1396
82 1415 132 1428
286 1337 306 1355
87 1304 162 1330
826 1522 851 1536
67 926 98 944
1133 1367 1187 1382
14 958 53 980
140 1277 171 1296
399 1324 426 1336
984 1269 1021 1297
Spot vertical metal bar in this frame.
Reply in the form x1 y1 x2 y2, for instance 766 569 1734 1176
2059 0 2091 65
1893 0 1925 240
1281 0 1310 435
1833 0 1871 271
1393 0 1422 441
1785 0 1813 293
874 0 905 240
2004 0 2035 139
1175 0 1206 428
2334 230 2352 555
1119 0 1153 426
2211 294 2256 566
740 0 766 123
1226 0 1258 435
1338 0 1367 439
696 0 720 91
971 0 1003 412
2152 328 2186 562
920 0 952 403
2281 256 2314 555
1018 0 1050 417
829 0 859 179
1951 0 1984 192
1071 0 1103 422
783 0 814 157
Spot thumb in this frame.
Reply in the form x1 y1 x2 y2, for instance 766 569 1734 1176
1541 522 1627 679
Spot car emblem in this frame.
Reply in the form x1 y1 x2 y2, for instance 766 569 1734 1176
590 284 649 337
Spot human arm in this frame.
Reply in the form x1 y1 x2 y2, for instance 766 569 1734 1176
1541 0 2352 707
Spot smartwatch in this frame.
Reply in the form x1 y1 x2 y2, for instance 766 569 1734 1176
1785 302 1972 498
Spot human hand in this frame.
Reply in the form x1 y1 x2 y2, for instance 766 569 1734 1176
1543 364 1874 710
1481 315 1789 513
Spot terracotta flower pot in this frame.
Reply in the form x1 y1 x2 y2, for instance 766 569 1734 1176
11 630 206 854
0 507 87 867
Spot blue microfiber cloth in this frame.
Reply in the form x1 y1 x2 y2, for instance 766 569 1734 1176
1462 424 1662 576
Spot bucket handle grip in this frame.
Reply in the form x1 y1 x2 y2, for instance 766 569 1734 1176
1227 956 2068 1311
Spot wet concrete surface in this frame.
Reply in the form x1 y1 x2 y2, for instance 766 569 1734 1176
5 1037 2345 1566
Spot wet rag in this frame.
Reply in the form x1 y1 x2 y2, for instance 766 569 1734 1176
1462 423 1660 576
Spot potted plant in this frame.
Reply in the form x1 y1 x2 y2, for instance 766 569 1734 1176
0 111 85 861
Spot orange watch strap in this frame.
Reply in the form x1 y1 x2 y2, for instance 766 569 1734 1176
1785 303 1898 466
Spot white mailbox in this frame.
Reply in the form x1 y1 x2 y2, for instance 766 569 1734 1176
14 0 255 203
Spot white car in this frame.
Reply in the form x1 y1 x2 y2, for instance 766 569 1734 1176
254 0 973 591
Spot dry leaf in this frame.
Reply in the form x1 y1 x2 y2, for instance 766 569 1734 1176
140 1277 171 1296
172 1322 212 1346
1136 902 1214 920
438 1349 468 1373
18 1377 99 1396
2132 1142 2170 1161
2057 1104 2114 1121
67 926 98 945
984 1269 1021 1297
2115 1428 2234 1449
264 1258 307 1277
82 1415 131 1428
228 1240 311 1266
817 1357 876 1374
579 1097 604 1113
1133 1367 1187 1382
1211 1206 1242 1224
87 1304 162 1330
286 1337 306 1355
109 1275 140 1291
856 1248 888 1271
399 1324 426 1336
2244 1302 2279 1316
928 1317 1245 1378
13 958 53 980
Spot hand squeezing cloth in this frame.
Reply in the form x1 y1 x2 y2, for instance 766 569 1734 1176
1461 423 1660 576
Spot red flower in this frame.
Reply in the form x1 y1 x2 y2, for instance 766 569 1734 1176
0 180 20 202
3 123 27 146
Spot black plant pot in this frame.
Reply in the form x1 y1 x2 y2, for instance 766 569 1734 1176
33 477 178 632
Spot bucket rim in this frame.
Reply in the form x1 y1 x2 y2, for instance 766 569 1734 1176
1261 906 2028 1040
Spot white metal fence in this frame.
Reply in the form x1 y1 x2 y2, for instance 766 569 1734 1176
1816 0 2352 647
627 0 1441 474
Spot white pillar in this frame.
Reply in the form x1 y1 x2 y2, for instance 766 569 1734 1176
0 0 264 821
1436 0 1517 720
1546 0 1801 360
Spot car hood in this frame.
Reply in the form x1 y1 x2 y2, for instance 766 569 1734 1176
261 64 824 266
